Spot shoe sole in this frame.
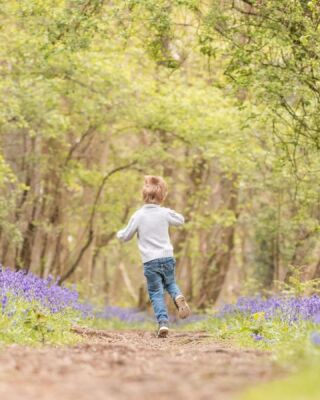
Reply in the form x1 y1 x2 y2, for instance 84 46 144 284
158 327 169 338
175 296 191 319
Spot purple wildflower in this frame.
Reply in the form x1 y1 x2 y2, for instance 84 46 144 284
1 294 7 314
218 295 320 324
96 306 149 323
251 333 264 341
0 266 92 317
313 314 320 324
310 332 320 346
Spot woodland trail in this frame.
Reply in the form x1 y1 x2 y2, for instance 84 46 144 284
0 328 276 400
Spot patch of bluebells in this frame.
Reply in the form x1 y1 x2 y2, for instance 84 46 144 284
0 266 92 317
96 306 151 323
0 266 203 325
218 295 320 324
96 306 206 325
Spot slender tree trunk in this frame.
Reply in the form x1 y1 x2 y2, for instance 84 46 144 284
197 173 239 308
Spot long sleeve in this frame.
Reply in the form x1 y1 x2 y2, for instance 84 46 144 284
165 208 185 227
116 212 139 242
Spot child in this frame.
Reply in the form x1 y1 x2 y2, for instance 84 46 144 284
117 175 190 337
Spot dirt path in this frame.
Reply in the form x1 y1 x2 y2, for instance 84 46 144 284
0 329 275 400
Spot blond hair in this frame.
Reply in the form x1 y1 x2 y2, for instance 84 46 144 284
142 176 167 204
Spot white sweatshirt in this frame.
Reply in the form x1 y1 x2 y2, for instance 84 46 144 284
116 204 184 263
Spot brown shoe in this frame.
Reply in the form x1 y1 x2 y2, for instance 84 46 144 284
175 295 191 319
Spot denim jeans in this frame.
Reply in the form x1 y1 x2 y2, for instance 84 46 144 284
143 257 182 323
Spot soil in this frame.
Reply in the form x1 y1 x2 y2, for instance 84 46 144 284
0 328 276 400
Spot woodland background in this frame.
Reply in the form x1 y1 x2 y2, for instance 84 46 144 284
0 0 319 308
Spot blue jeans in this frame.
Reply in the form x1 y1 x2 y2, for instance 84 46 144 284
143 257 182 323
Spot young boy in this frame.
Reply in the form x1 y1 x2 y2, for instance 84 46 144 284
117 175 190 337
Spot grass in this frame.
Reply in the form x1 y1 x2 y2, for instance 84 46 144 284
241 366 320 400
200 312 320 360
197 305 320 400
0 296 82 345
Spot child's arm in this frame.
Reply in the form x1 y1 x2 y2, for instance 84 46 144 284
165 208 185 226
116 212 139 242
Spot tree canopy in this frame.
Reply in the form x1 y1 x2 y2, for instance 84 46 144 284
0 0 319 306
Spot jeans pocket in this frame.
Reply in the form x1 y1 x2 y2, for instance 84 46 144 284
144 264 155 277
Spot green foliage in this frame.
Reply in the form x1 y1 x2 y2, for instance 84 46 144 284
198 0 320 155
0 0 318 306
203 313 318 362
242 366 320 400
0 294 81 345
201 311 320 400
276 266 320 296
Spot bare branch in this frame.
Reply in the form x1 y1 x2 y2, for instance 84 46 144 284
59 160 138 283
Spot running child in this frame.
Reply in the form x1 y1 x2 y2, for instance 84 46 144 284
117 175 190 337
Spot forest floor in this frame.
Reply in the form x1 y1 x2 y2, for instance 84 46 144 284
0 328 278 400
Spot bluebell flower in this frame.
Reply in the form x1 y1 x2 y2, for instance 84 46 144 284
251 333 264 341
310 332 320 346
217 294 320 324
313 314 320 324
0 265 92 318
1 294 8 314
96 305 149 323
